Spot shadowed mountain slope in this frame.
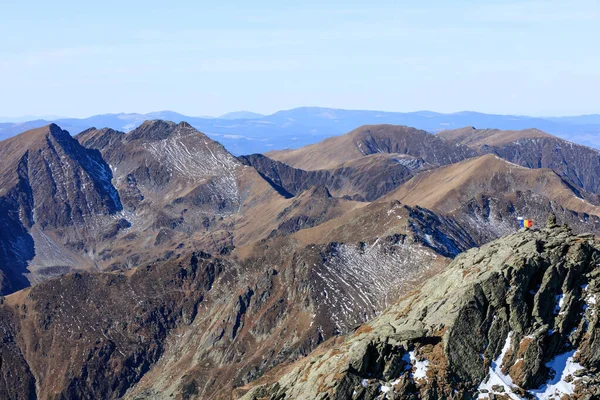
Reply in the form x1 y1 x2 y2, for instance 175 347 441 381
439 126 600 197
239 153 422 201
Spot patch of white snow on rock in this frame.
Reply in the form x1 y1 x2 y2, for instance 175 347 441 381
530 350 584 399
477 331 585 399
409 350 429 381
478 332 520 399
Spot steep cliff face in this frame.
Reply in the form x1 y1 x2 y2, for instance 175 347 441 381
240 220 600 400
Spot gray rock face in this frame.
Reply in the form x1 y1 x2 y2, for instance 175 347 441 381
77 120 242 217
354 125 479 165
239 223 600 399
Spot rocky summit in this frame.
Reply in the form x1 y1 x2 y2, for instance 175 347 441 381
239 219 600 399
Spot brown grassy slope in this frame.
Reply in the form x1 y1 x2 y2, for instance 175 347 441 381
266 124 476 170
384 154 600 215
437 126 600 198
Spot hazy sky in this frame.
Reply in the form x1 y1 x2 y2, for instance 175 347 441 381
1 0 599 118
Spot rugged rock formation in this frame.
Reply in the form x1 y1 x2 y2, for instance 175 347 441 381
239 220 600 399
0 252 225 399
78 120 242 214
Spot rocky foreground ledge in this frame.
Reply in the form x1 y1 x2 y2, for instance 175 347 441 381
238 219 600 399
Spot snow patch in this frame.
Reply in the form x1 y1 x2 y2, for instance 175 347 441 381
409 351 429 381
313 240 440 332
554 294 564 315
530 351 584 399
587 294 596 305
478 332 521 399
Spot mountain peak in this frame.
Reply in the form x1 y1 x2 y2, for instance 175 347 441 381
126 119 177 141
125 120 206 142
0 124 75 178
267 123 478 170
11 123 69 143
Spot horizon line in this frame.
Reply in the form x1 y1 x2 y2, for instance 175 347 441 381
2 106 600 122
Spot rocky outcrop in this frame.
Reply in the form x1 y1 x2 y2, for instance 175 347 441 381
239 219 600 399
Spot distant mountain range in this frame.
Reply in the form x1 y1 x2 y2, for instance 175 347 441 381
1 107 600 155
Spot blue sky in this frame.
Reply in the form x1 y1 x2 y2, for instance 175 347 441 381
1 0 599 118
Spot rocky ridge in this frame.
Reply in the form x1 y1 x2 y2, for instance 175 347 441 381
239 153 422 202
266 125 478 171
240 217 600 399
438 127 600 198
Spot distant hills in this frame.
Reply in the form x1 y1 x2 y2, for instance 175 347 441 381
1 107 600 155
218 111 265 120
